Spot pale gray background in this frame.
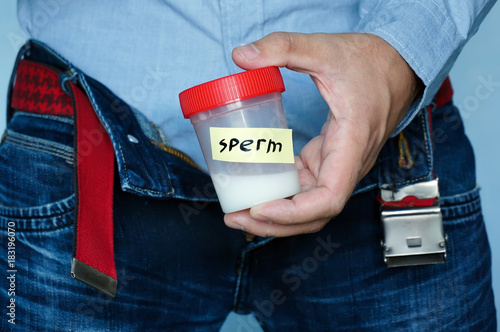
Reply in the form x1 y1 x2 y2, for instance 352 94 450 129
1 2 499 331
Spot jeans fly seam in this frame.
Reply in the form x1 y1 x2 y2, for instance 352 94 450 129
79 75 173 197
233 250 247 311
233 238 276 312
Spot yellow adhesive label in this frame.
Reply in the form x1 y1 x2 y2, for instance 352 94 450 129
210 127 295 164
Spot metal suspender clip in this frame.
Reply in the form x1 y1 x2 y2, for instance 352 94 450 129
379 179 447 267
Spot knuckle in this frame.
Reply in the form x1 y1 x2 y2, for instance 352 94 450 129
310 221 327 234
327 193 347 219
268 31 293 53
328 203 343 219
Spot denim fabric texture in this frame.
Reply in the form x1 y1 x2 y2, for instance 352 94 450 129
0 41 496 331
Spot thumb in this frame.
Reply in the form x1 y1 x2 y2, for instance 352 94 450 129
232 32 322 73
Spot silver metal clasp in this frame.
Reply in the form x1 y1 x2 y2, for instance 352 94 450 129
380 179 447 267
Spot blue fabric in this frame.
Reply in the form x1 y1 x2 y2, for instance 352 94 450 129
0 41 496 330
16 0 496 172
355 0 497 134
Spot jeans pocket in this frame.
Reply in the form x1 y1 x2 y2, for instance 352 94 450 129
433 103 477 197
440 186 482 224
0 128 75 231
437 187 496 330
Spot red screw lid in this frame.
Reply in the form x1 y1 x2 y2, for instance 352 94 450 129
179 66 285 118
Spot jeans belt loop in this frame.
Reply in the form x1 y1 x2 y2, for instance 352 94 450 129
11 59 118 297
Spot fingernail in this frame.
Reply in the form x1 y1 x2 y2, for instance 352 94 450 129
251 213 270 222
236 43 260 61
227 221 245 232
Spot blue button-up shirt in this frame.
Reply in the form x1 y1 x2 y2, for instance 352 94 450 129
17 0 496 172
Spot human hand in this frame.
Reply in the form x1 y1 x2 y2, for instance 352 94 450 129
225 32 423 237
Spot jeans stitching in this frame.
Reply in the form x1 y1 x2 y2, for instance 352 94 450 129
395 110 433 186
4 130 74 164
6 132 73 158
79 75 174 197
0 195 75 221
13 111 74 124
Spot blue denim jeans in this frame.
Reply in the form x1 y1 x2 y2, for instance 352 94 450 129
0 41 496 331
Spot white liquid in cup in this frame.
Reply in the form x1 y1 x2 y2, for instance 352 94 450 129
180 68 301 214
212 170 301 213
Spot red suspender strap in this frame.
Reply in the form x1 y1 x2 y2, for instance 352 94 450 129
11 60 118 297
70 82 117 297
434 76 453 110
377 195 438 208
